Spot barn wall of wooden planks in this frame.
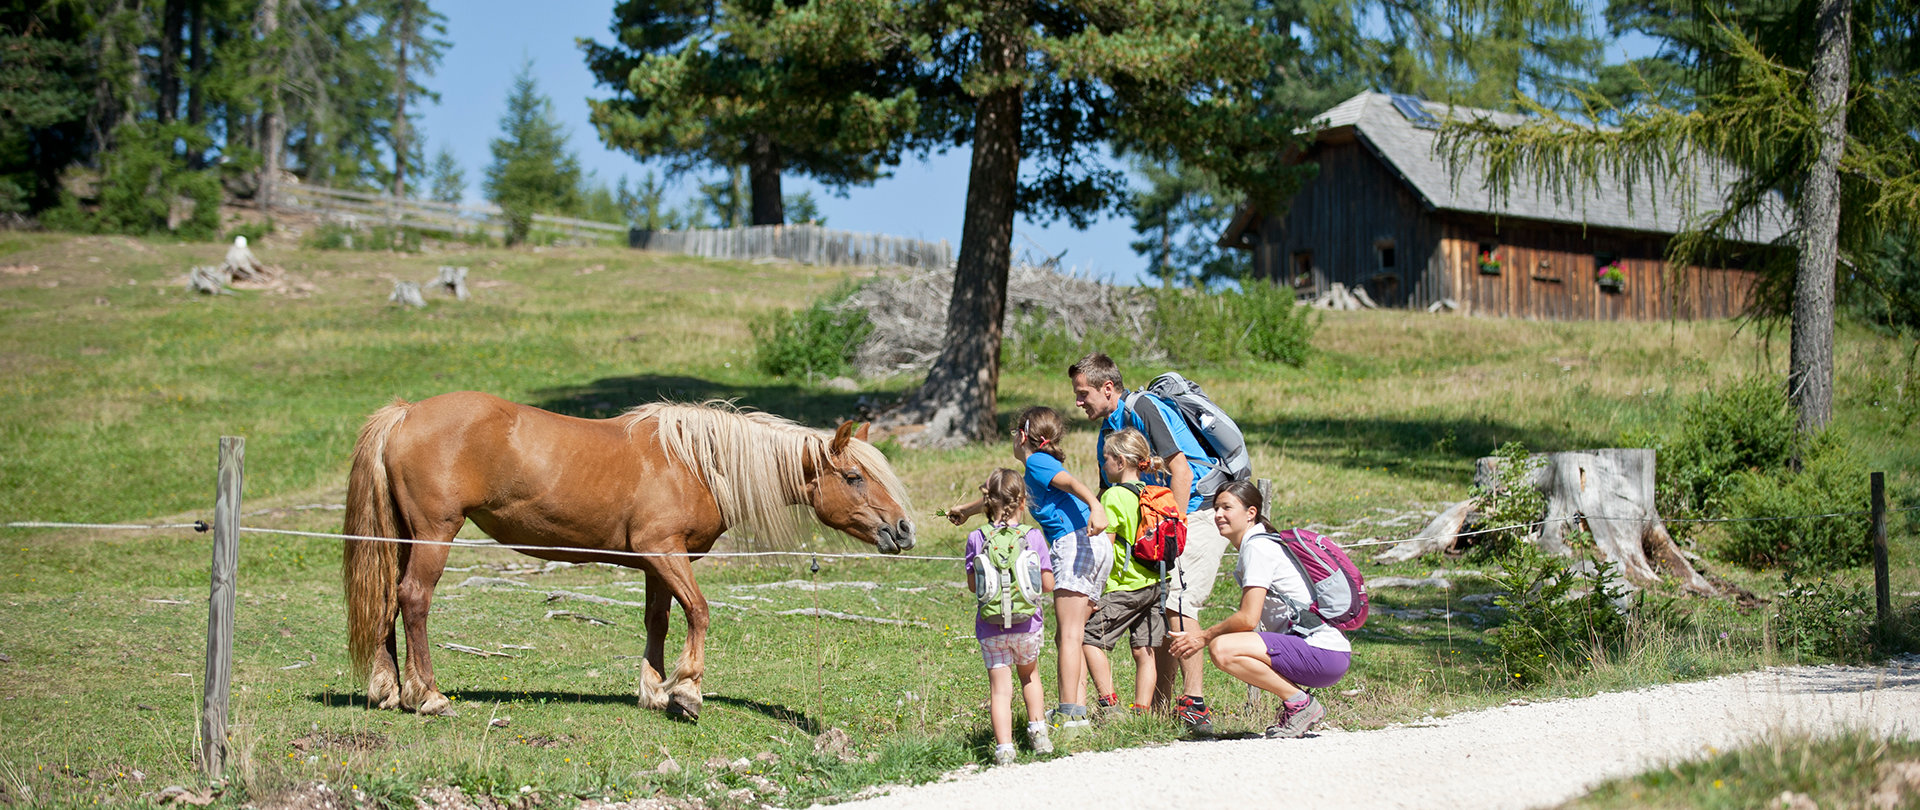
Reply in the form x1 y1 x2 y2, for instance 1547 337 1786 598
1249 138 1759 321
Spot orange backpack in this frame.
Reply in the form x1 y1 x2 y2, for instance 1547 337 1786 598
1119 482 1186 565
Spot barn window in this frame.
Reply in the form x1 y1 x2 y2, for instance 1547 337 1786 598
1291 251 1313 288
1476 240 1501 274
1377 239 1396 269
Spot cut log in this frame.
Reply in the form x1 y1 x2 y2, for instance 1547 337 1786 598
388 280 425 309
1379 449 1716 596
187 265 230 295
1373 499 1475 563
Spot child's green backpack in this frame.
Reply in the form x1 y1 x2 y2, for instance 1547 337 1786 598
973 523 1045 629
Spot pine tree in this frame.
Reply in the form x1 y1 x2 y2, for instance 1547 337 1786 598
425 144 464 203
484 62 582 245
371 0 448 198
1126 158 1250 288
580 0 921 226
831 0 1319 444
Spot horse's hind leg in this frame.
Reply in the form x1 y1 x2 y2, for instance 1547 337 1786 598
396 529 456 716
635 570 672 711
647 554 710 722
368 630 401 710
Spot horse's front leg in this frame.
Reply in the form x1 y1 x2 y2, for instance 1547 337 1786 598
648 553 710 722
397 536 455 716
636 570 673 711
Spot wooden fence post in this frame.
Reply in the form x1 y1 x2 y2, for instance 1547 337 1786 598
1871 470 1889 641
200 436 242 777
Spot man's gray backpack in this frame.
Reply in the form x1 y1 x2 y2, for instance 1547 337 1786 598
1133 372 1252 497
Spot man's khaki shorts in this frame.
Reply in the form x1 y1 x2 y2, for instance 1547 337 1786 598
1162 508 1227 619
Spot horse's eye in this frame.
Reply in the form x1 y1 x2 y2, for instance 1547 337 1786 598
842 470 863 484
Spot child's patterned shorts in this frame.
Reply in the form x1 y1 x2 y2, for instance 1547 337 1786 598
977 629 1044 670
1049 527 1115 599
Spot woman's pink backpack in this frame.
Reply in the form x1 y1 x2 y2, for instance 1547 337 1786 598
1263 528 1369 631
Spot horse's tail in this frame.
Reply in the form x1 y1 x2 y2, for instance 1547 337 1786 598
343 399 411 680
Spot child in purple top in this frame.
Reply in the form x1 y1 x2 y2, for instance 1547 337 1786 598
960 468 1056 764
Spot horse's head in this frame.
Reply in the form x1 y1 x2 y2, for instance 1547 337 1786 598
809 422 915 554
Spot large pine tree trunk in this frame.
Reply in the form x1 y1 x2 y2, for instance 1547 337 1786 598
887 2 1023 447
391 2 410 199
159 0 184 123
748 135 785 226
186 0 205 167
1791 0 1850 435
256 0 282 212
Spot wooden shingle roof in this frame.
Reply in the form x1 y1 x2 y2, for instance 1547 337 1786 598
1229 92 1792 246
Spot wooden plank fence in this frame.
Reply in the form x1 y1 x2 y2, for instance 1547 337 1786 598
275 184 627 241
631 224 953 269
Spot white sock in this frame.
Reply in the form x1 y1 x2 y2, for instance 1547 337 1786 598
996 742 1017 755
1028 720 1047 735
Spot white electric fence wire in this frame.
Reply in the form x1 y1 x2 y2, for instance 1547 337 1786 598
8 503 1912 559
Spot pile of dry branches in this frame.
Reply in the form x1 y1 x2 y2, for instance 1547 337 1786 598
834 263 1159 378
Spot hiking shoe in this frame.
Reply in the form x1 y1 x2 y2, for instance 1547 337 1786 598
1174 695 1214 736
1093 702 1127 723
993 747 1017 765
1030 728 1054 754
1265 696 1327 739
1128 703 1151 715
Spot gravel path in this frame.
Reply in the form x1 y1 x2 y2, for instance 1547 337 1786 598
826 659 1920 810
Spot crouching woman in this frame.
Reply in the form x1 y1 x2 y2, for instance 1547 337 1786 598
1166 480 1350 738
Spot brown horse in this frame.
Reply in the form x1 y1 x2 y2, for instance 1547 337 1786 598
341 391 915 721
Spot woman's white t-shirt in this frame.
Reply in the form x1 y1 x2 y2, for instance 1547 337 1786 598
1233 533 1352 653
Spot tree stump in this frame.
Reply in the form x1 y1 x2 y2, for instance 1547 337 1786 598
1375 448 1715 595
389 281 426 309
220 236 270 281
434 266 470 300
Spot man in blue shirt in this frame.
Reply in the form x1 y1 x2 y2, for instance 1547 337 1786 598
1067 352 1231 736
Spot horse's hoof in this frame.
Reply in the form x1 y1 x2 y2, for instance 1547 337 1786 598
416 694 457 717
665 694 701 723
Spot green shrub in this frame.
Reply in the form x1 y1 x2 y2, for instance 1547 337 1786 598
45 122 222 239
750 280 872 379
1655 377 1797 536
225 219 273 243
1469 441 1548 560
1149 281 1317 368
1240 279 1317 365
1001 309 1151 372
1774 577 1874 661
1489 540 1631 685
1714 436 1870 572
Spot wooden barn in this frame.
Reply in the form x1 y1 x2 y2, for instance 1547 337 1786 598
1217 92 1792 320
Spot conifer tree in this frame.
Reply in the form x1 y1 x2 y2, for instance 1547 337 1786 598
484 63 582 245
580 0 921 225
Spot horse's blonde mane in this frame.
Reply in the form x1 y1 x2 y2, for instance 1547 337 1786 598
619 401 912 547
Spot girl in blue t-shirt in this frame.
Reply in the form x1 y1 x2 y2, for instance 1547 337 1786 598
948 405 1109 731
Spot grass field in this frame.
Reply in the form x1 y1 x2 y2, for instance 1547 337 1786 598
1 231 1914 808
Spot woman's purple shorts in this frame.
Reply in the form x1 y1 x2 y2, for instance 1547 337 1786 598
1258 632 1351 688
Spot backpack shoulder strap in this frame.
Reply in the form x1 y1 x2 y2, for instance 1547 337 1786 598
1258 531 1326 631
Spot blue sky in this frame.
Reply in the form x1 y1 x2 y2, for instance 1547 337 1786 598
416 2 1657 286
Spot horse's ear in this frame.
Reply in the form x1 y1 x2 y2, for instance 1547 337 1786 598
854 422 870 442
831 421 857 455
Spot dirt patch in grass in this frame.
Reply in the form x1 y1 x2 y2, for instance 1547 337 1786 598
511 733 574 749
289 730 388 753
248 781 348 810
